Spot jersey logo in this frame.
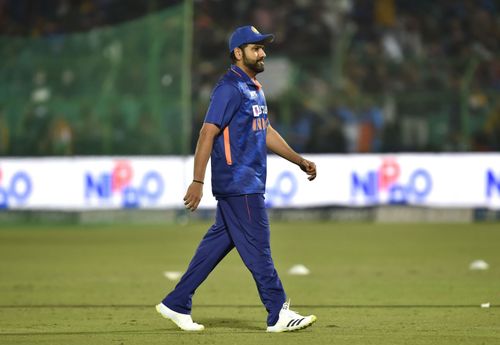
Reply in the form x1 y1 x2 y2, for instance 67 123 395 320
252 118 269 132
252 104 261 117
249 91 258 99
252 104 268 117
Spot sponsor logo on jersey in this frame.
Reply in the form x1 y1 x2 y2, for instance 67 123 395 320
252 104 268 117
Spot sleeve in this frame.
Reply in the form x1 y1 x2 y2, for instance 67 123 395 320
204 83 241 129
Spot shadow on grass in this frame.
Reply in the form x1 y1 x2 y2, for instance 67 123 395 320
0 327 267 337
200 317 262 331
0 329 171 337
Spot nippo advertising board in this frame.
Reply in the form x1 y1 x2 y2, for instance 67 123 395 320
0 154 499 210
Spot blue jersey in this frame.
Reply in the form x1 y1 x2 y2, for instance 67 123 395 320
204 65 270 197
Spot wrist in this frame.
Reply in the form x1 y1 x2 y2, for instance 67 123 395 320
193 179 204 185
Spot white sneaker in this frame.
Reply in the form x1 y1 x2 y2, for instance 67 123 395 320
266 300 317 333
155 303 205 331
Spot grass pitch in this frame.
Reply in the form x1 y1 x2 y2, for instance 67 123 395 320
0 221 499 344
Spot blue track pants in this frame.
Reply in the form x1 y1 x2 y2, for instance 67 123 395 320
162 194 286 326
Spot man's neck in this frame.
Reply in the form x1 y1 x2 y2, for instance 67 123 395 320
235 63 257 79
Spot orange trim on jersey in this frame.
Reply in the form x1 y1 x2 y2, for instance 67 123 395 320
223 127 232 165
230 68 243 78
252 78 262 90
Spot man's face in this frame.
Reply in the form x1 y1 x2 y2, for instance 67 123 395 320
241 44 266 74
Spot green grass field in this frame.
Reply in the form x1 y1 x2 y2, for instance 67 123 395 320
0 221 499 345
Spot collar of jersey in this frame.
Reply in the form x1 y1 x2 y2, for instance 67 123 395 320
229 65 261 89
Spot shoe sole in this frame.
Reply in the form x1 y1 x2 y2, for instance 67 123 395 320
155 304 177 327
267 315 317 333
155 304 204 332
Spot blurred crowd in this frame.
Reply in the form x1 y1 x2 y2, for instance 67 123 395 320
0 0 181 36
0 0 499 156
191 0 500 153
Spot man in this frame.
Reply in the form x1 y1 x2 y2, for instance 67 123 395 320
156 25 317 333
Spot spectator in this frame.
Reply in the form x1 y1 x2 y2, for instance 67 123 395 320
0 0 498 155
49 113 73 155
0 108 10 155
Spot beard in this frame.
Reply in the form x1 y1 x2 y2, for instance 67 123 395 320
242 52 265 74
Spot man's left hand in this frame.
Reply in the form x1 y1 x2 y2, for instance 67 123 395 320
299 158 317 181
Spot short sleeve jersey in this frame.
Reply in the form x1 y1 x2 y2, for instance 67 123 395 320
204 65 270 197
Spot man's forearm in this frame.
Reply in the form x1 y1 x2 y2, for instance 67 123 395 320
193 129 216 182
266 125 302 165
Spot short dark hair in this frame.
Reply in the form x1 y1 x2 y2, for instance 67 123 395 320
230 44 248 63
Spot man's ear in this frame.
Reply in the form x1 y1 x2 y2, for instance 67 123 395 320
234 47 242 61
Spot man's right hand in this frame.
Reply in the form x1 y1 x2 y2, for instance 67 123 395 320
183 181 203 212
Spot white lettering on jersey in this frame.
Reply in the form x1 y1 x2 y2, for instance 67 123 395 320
252 105 268 117
252 105 262 117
